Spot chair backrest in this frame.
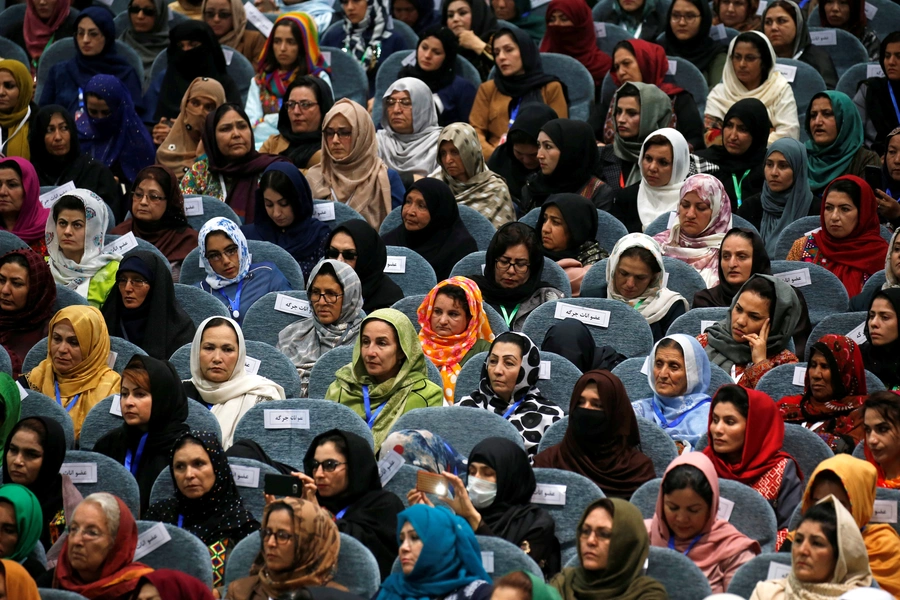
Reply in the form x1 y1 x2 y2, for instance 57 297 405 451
611 356 733 404
53 284 90 311
382 463 422 507
538 53 594 121
135 520 213 585
806 27 869 78
148 44 252 105
581 256 706 307
242 290 311 347
0 345 10 376
837 62 879 99
0 230 26 256
859 269 887 305
533 467 605 564
774 215 820 259
104 234 172 271
645 546 714 600
592 20 633 58
804 311 868 359
644 210 760 237
39 37 144 96
449 251 573 297
389 295 509 336
380 205 498 252
776 58 827 141
182 195 240 232
172 282 230 327
63 450 141 517
770 260 849 325
20 389 76 449
320 46 369 106
475 534 543 579
665 56 709 115
38 590 91 599
384 246 439 296
312 199 366 230
454 350 579 413
665 306 729 337
232 398 374 468
23 336 146 375
518 207 628 254
308 344 443 395
727 552 792 598
181 239 305 289
756 362 885 402
520 298 654 357
388 406 524 456
0 35 29 66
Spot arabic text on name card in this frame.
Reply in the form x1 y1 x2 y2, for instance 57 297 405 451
865 1 877 18
244 356 261 376
183 196 204 216
594 22 606 37
847 321 867 345
274 294 313 317
700 320 717 333
872 499 898 523
810 29 837 45
378 450 406 486
134 522 171 560
667 60 677 75
792 366 807 386
230 464 261 488
243 1 273 36
481 551 495 573
717 497 735 521
553 302 610 328
110 394 123 417
775 268 811 287
766 561 791 581
102 232 138 256
774 64 797 83
710 23 726 40
401 52 417 66
384 256 407 274
264 409 311 429
313 202 336 221
530 483 567 506
869 64 886 78
60 462 98 483
39 181 76 209
538 361 551 380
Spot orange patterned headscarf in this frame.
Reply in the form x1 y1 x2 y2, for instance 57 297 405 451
417 277 494 404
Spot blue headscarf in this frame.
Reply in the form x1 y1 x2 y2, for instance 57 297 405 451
198 217 252 290
76 74 155 184
72 8 144 104
376 505 490 600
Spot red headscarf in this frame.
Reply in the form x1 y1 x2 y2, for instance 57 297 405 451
539 0 612 86
0 157 49 245
23 0 71 61
138 569 215 600
609 39 684 96
811 175 887 297
54 496 154 600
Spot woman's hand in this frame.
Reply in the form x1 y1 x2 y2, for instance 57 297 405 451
407 490 435 507
743 318 770 365
437 472 482 531
457 30 487 54
876 189 900 221
152 120 172 145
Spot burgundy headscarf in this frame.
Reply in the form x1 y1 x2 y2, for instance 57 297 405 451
0 248 56 376
539 0 611 86
0 157 49 245
137 569 215 600
610 39 684 96
23 0 71 61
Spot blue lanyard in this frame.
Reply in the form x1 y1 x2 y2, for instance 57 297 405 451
444 442 458 475
218 279 245 319
732 170 751 208
502 399 524 419
668 532 703 555
651 398 710 429
124 433 148 475
177 514 184 528
363 386 386 429
334 507 348 520
54 381 80 413
507 100 521 129
889 84 900 126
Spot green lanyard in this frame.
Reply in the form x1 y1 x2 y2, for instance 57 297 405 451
500 304 520 327
732 169 751 208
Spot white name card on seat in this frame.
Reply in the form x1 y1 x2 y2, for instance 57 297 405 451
700 320 717 333
538 361 551 380
401 52 417 67
378 449 405 486
107 351 117 369
667 60 677 75
793 366 807 386
865 1 877 18
531 483 566 505
717 497 735 521
264 409 310 429
274 294 312 317
481 551 495 573
313 202 336 221
775 268 811 287
804 226 822 236
243 1 274 36
222 48 234 65
384 256 407 273
709 23 726 40
756 0 767 14
774 64 797 83
530 0 551 8
16 381 28 400
667 211 678 228
872 499 898 523
39 181 75 209
230 464 261 488
869 64 886 78
766 561 791 580
810 29 837 45
322 51 331 63
110 394 122 417
183 197 204 216
60 463 97 483
662 272 669 288
244 355 261 376
594 22 607 37
553 302 610 328
134 522 171 560
847 321 867 345
102 232 138 256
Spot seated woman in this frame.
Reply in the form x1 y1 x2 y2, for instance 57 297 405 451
704 32 799 146
194 218 292 324
469 28 567 160
428 123 516 228
246 13 330 148
653 174 734 287
699 274 801 389
778 334 868 454
538 194 603 297
21 306 121 439
376 78 442 180
863 390 900 488
325 221 404 313
374 504 491 600
100 251 196 359
762 1 838 90
145 431 258 587
441 0 498 81
600 40 703 150
0 250 56 378
0 158 49 256
649 452 760 593
392 0 438 35
612 128 692 234
540 318 622 373
855 34 900 153
712 0 759 30
180 104 288 223
0 484 44 579
861 289 900 390
382 178 478 281
0 61 36 160
486 104 557 207
550 498 667 599
398 27 477 127
469 222 565 331
535 370 655 498
93 356 190 513
223 496 340 599
0 0 77 73
750 496 873 599
850 224 900 311
786 176 888 297
241 164 330 280
539 0 611 97
658 0 727 87
110 166 199 281
416 277 495 404
156 78 226 176
38 8 143 116
201 0 266 64
305 99 405 229
632 334 713 452
326 309 443 447
817 0 879 61
458 332 564 456
117 0 171 75
258 77 333 170
186 317 286 448
702 385 803 532
277 260 363 396
592 0 667 41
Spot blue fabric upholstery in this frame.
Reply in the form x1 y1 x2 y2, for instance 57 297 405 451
804 311 868 358
321 45 369 106
644 211 760 237
806 27 869 78
388 406 524 456
666 57 709 115
63 450 141 518
756 363 884 402
382 464 423 508
859 269 887 304
181 239 305 289
23 336 146 375
726 552 792 598
665 306 729 337
36 37 143 99
38 590 90 599
581 256 707 307
808 0 900 39
312 199 366 229
770 260 849 325
182 195 240 232
135 520 213 585
0 35 29 66
837 62 879 99
593 20 633 60
54 284 90 312
0 345 10 376
450 251 573 297
533 467 605 565
389 295 509 337
172 282 231 327
307 345 443 398
538 53 594 121
775 58 827 143
612 357 733 404
0 230 26 256
20 390 76 449
380 205 497 251
384 246 439 296
519 207 628 255
242 290 334 348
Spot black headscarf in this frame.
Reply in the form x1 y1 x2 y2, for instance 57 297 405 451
382 178 478 281
100 250 196 360
398 26 459 92
491 28 562 101
523 118 601 208
275 76 335 169
144 430 259 546
658 0 726 73
470 222 550 312
537 193 598 262
2 417 66 550
864 32 900 155
403 0 440 33
694 228 771 307
861 288 900 390
302 429 403 578
155 21 241 121
487 103 558 202
91 355 191 513
326 220 404 314
440 0 498 43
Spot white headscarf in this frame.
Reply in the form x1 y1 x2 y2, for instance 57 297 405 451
376 78 442 177
883 228 900 289
636 128 691 230
606 233 688 324
198 217 251 291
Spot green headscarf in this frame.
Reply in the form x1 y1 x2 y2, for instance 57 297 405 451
805 91 865 191
0 484 43 562
0 374 21 453
612 82 674 186
526 572 563 600
510 0 547 43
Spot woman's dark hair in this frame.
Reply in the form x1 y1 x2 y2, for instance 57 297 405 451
797 501 839 557
732 32 773 77
493 332 529 357
737 276 776 315
612 40 636 60
711 384 750 418
765 0 798 26
11 418 47 449
133 166 173 198
643 134 673 154
314 432 348 457
619 246 661 275
277 587 314 600
203 317 238 336
52 195 85 221
864 390 900 431
662 464 714 508
262 500 294 534
435 284 472 322
492 221 538 259
491 30 519 54
263 19 305 74
810 469 846 499
655 337 684 357
122 357 151 392
494 571 534 600
172 433 211 456
213 103 251 131
616 83 641 103
826 178 862 209
260 169 297 203
0 253 30 273
720 228 770 273
311 262 344 293
0 160 22 179
881 32 900 81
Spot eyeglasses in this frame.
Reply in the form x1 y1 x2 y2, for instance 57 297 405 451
261 529 295 544
309 459 346 472
67 524 106 541
205 245 239 263
670 11 700 21
579 526 612 541
325 247 358 261
128 6 157 15
495 257 530 273
285 100 318 111
309 289 343 304
385 98 413 108
203 9 232 18
323 128 353 139
731 53 760 63
116 277 150 288
131 190 166 203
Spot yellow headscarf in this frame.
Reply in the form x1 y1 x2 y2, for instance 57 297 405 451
0 60 33 160
25 306 121 440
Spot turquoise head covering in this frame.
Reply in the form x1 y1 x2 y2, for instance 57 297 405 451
759 138 815 256
375 504 490 600
0 484 43 562
805 91 864 191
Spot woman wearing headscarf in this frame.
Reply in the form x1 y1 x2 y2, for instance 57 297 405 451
306 99 404 229
100 250 196 359
38 8 144 116
778 334 869 454
0 484 44 579
0 249 56 378
118 0 171 74
469 27 567 160
487 103 557 205
762 0 838 89
592 0 668 41
541 319 623 373
704 32 799 146
540 0 612 94
201 0 266 64
648 452 760 593
613 128 692 233
698 274 802 389
0 377 21 462
441 0 498 81
550 498 667 600
156 78 227 176
277 260 363 396
0 157 49 256
712 0 759 31
871 129 900 231
377 78 442 179
258 77 334 170
393 0 439 35
133 570 216 600
818 0 879 61
538 194 603 297
21 305 121 439
0 60 35 160
653 174 734 287
325 220 402 313
658 0 728 87
326 309 443 447
786 176 888 297
860 288 900 390
145 431 259 587
93 355 190 513
856 33 900 154
0 0 77 73
863 391 900 489
383 179 478 280
535 370 655 499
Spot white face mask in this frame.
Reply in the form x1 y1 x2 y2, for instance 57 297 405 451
466 475 497 509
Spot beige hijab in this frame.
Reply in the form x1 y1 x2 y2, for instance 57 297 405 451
156 77 227 177
201 0 249 49
306 99 393 229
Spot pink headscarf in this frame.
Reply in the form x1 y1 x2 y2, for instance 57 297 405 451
0 157 49 245
23 0 71 60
